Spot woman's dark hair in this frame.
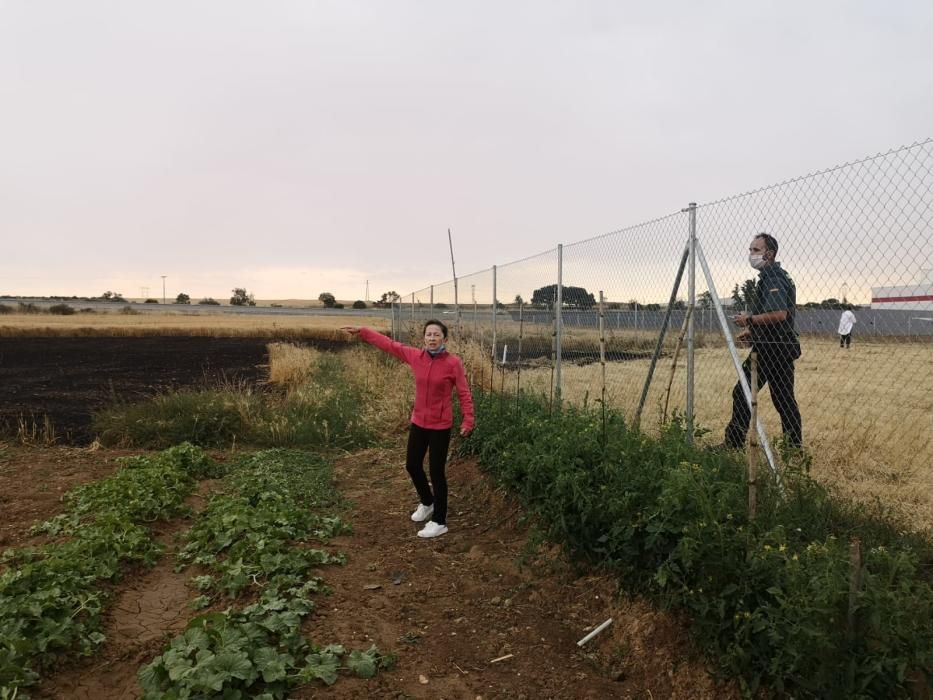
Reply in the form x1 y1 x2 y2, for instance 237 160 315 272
423 319 448 338
754 232 779 256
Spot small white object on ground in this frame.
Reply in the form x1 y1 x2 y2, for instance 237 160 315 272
576 617 613 647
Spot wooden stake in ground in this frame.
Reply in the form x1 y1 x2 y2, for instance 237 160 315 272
847 537 862 646
747 351 759 521
549 303 557 412
516 302 524 399
662 306 693 424
599 291 607 441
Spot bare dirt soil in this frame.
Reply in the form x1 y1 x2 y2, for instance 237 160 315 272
295 447 737 700
9 443 737 700
0 445 131 548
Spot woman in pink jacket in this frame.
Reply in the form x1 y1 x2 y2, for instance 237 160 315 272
341 320 474 539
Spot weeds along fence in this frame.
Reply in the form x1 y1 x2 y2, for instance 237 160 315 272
393 139 933 522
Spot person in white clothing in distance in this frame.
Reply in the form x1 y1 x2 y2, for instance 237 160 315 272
838 309 856 349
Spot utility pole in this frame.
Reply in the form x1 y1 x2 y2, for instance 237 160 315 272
161 276 167 304
365 280 369 302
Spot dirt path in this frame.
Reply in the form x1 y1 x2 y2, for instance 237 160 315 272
36 528 193 699
35 481 220 700
296 447 736 699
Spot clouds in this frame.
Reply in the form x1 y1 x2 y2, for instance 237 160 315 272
1 1 932 300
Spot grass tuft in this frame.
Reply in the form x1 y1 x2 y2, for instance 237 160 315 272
93 353 372 449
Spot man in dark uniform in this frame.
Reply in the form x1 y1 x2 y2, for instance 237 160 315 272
724 233 802 449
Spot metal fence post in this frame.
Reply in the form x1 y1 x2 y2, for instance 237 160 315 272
429 285 434 318
686 202 697 443
492 265 498 365
555 244 563 408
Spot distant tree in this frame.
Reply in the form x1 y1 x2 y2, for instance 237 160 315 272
530 284 596 309
199 297 220 305
99 291 126 302
814 297 858 310
144 298 159 304
670 300 687 310
698 291 714 309
514 294 524 306
628 299 640 310
731 279 757 311
174 293 191 304
318 292 337 308
374 291 400 309
230 288 256 306
644 303 662 311
352 300 367 309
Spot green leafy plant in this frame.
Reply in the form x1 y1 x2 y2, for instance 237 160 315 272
139 449 391 698
0 444 214 695
94 355 372 450
461 391 933 698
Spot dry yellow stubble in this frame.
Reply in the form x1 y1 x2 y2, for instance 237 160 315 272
267 342 321 387
0 312 389 337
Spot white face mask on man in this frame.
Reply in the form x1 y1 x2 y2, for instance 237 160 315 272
749 253 768 270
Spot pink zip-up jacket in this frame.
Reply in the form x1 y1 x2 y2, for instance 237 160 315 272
359 327 474 432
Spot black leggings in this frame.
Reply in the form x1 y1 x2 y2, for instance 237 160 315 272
840 333 851 348
405 424 452 525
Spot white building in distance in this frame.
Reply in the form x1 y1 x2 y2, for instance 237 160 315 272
871 270 933 310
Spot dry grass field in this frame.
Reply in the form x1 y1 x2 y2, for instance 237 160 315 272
0 311 389 337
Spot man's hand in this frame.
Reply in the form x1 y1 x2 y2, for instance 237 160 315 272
736 329 752 346
733 314 753 328
340 326 361 335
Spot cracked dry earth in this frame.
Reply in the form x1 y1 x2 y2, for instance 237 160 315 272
35 481 221 700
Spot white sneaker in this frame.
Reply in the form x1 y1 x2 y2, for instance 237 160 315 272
411 504 434 522
417 521 448 538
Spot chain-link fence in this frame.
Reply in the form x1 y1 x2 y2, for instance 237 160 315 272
392 139 933 523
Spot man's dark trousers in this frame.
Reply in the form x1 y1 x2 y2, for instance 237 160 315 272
724 345 802 449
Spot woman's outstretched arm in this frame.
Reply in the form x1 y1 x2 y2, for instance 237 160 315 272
341 326 418 365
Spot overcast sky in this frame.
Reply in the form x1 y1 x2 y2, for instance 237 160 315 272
2 1 932 303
